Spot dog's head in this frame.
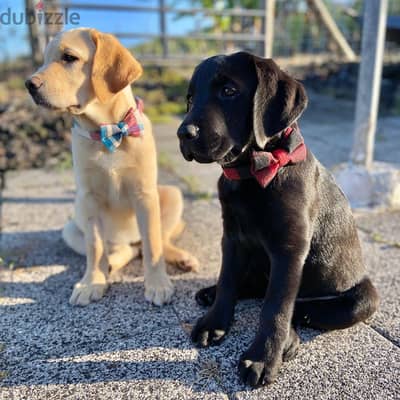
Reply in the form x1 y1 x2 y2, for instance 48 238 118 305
25 28 142 114
177 52 307 164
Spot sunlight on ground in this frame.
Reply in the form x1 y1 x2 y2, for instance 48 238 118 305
47 348 197 363
0 297 35 306
0 265 67 283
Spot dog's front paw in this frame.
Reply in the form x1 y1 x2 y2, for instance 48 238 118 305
239 358 271 388
238 343 281 387
144 271 174 306
191 309 231 348
69 278 108 306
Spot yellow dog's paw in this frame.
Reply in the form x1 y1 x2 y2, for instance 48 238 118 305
144 272 174 306
175 252 200 273
165 246 200 272
107 269 124 284
69 279 108 306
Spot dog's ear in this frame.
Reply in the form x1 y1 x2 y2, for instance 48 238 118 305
253 58 307 148
90 29 143 103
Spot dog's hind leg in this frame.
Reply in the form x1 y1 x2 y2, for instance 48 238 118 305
158 185 199 272
195 285 217 307
293 277 379 330
62 219 86 255
196 257 269 306
195 279 268 307
108 243 141 282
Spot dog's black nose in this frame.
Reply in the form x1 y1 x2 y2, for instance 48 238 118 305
25 76 42 93
178 124 199 140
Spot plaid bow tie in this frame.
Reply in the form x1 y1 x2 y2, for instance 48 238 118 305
99 97 144 152
222 125 307 188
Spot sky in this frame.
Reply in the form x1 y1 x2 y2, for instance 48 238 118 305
0 0 204 61
0 0 358 61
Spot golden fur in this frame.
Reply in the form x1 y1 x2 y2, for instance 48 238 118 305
28 28 198 306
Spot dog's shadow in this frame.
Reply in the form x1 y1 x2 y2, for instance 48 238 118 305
0 229 322 394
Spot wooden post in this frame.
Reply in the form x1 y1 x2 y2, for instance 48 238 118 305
307 0 356 61
351 0 388 168
44 0 63 44
264 0 275 58
159 0 168 59
25 0 43 68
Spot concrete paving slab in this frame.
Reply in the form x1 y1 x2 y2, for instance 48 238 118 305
2 167 400 399
356 213 400 347
232 324 400 400
1 91 400 398
174 294 400 399
0 324 227 400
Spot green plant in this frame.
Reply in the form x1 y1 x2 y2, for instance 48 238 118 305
157 151 176 172
7 76 25 90
56 152 73 170
0 371 8 380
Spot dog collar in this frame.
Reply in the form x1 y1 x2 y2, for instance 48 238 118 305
72 97 145 152
222 125 307 188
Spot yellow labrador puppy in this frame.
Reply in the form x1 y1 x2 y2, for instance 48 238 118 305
25 28 199 306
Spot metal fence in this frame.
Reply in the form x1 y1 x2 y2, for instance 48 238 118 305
54 0 363 66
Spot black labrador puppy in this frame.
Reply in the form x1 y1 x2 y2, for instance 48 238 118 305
177 52 379 387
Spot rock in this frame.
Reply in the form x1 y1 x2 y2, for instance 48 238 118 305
334 161 400 210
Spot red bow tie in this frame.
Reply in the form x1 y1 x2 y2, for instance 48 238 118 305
222 126 307 188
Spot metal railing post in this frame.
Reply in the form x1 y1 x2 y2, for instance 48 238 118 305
351 0 388 168
25 0 43 68
264 0 275 58
159 0 168 59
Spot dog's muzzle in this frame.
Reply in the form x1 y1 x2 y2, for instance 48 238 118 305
177 123 200 161
25 76 43 95
25 76 53 108
177 123 199 140
177 122 232 163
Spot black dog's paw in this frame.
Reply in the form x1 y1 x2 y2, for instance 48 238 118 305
238 358 280 388
195 285 216 307
282 327 300 362
238 345 281 387
191 311 230 348
239 358 274 387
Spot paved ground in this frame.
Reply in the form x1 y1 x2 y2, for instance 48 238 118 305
1 91 400 399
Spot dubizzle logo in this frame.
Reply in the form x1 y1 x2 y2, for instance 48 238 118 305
35 0 44 12
0 1 80 26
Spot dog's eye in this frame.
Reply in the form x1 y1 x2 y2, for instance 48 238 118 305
61 53 78 63
221 85 238 98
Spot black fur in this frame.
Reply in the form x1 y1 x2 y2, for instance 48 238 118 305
177 52 379 388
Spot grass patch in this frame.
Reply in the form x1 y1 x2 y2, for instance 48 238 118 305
180 175 213 200
7 76 25 90
157 151 176 173
157 154 213 200
196 358 222 387
133 66 189 122
55 151 73 171
180 175 201 194
0 371 8 380
0 250 20 270
358 226 400 249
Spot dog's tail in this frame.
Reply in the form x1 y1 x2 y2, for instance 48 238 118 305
62 219 86 256
293 277 379 330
